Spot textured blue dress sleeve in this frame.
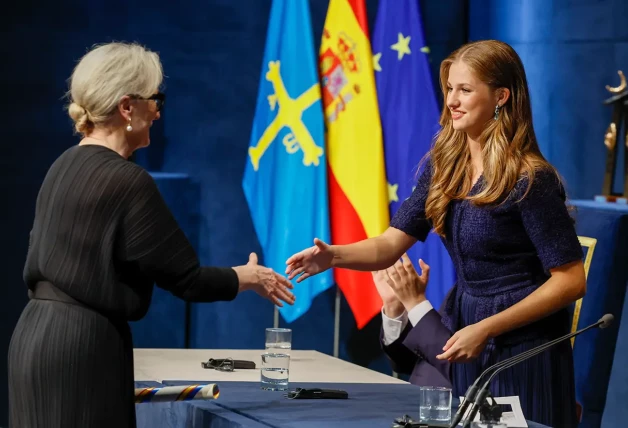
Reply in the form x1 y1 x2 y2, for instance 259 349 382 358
517 169 583 271
390 159 432 242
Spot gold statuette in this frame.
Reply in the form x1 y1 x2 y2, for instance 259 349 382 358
598 70 628 202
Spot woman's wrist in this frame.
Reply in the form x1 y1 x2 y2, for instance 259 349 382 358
478 317 499 339
232 266 254 292
330 245 340 267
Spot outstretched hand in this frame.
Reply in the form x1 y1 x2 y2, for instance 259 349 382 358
285 238 334 283
234 253 296 307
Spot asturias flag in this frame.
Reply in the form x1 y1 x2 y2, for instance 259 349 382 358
243 0 334 322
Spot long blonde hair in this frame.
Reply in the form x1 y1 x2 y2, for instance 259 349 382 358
426 40 557 236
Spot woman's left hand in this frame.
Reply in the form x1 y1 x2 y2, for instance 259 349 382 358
436 322 490 362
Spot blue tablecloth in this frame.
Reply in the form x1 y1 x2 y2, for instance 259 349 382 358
135 381 550 428
570 200 628 428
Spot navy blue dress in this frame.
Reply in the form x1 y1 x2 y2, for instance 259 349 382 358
390 159 583 427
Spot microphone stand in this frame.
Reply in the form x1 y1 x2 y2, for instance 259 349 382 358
457 314 614 428
449 333 568 428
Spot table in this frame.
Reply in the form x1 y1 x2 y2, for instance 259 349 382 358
134 349 550 428
133 349 408 384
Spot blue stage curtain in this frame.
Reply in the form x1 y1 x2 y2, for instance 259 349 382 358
469 0 628 199
129 173 200 349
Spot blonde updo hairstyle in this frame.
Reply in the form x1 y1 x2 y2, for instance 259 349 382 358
67 42 163 135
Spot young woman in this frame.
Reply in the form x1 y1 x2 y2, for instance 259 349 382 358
286 40 585 427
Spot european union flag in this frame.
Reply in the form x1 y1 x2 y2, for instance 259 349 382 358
242 0 333 322
373 0 456 309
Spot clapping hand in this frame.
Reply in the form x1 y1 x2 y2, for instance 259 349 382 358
372 254 430 312
372 269 405 318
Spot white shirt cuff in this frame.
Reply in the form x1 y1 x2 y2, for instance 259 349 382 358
408 300 434 327
381 307 409 346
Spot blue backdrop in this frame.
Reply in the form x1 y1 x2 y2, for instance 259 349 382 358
0 0 626 426
469 0 628 198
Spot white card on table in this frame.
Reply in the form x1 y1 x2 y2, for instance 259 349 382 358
458 396 528 428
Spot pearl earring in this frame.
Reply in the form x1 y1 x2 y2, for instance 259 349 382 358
126 120 133 132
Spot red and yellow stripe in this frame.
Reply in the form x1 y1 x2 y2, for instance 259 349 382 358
320 0 389 329
134 387 158 404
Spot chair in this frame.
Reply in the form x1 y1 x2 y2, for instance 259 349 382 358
571 236 597 423
570 236 597 347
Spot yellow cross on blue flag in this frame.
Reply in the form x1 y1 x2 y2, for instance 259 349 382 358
242 0 334 322
373 0 456 309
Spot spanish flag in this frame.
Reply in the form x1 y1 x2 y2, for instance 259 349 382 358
319 0 389 329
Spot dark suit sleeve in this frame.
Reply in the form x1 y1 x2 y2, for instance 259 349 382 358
402 309 453 383
380 323 421 375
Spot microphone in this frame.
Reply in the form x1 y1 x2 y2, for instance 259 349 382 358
455 314 614 428
450 313 613 428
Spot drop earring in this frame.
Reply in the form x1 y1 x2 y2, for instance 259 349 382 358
126 119 133 132
494 104 501 120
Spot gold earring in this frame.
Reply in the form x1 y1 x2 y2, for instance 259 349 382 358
126 119 133 132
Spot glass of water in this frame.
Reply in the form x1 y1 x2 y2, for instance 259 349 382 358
265 328 292 352
260 352 290 390
419 386 452 424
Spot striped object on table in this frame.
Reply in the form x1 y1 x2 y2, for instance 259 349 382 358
135 384 220 403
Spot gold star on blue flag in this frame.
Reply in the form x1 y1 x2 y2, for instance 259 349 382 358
391 33 411 60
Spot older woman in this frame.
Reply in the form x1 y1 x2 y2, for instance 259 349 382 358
8 42 295 428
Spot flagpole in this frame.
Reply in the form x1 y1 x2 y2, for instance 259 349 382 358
333 286 341 358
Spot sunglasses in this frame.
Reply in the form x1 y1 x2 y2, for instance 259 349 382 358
128 92 166 112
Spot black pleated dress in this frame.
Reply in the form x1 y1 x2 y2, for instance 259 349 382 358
8 145 239 427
